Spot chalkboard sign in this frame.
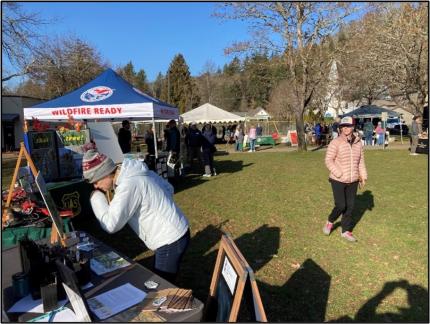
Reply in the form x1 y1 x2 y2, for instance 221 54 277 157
205 235 247 322
27 130 59 182
205 234 267 322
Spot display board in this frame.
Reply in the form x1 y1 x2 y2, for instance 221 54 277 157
205 234 267 322
229 235 268 322
27 131 59 182
56 129 90 178
34 172 64 240
87 122 124 164
287 130 298 146
55 260 92 322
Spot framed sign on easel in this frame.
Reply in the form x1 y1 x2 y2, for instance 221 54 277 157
229 235 267 322
2 142 77 247
205 234 267 322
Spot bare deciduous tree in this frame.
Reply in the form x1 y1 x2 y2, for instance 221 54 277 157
215 2 358 150
2 3 47 82
338 3 428 115
28 36 107 98
375 3 428 115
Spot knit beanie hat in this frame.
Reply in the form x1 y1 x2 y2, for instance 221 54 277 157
82 149 117 183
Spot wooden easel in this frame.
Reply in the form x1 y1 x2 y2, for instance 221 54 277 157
2 142 66 246
205 234 267 322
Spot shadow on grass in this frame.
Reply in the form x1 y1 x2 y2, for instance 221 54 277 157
331 190 374 233
174 223 280 306
351 190 374 231
256 259 331 322
330 280 429 322
310 144 328 152
171 160 254 194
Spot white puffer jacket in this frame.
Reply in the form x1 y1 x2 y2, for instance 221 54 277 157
90 159 189 250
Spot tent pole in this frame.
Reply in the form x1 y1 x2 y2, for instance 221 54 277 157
152 117 158 159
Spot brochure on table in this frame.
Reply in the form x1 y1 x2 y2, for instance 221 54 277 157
90 251 131 276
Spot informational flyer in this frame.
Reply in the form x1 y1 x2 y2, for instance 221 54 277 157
221 257 238 295
87 283 147 320
90 251 131 275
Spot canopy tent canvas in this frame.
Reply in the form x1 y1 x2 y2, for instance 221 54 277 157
181 103 245 124
23 68 178 122
23 69 179 158
341 105 399 119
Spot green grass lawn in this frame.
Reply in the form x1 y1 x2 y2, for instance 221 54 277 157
2 149 428 322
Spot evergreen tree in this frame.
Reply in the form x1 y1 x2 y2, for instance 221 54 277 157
153 72 164 99
117 61 136 85
135 69 150 93
223 57 241 76
165 54 199 113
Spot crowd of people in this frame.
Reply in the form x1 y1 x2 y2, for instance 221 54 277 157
82 114 424 286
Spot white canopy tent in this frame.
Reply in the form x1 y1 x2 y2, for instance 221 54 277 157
181 103 245 124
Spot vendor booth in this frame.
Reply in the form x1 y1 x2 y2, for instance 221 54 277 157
1 70 206 322
21 68 178 212
341 105 399 147
24 68 178 157
341 105 399 121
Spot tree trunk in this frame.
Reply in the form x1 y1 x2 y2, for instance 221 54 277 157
295 112 307 151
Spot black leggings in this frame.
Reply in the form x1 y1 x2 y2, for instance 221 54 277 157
328 179 359 232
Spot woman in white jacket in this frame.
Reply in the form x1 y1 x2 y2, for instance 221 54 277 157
82 150 190 282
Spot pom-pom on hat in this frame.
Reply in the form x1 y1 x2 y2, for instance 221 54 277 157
339 116 354 127
82 150 117 183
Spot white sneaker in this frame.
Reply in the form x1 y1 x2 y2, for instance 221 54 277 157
248 150 252 152
202 174 212 178
213 168 217 176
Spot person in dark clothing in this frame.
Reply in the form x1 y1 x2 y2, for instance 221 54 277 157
211 125 217 137
166 119 180 155
144 124 156 155
363 119 374 146
118 120 132 153
314 122 322 146
410 115 422 155
201 123 216 177
186 122 203 170
256 123 263 136
332 117 340 139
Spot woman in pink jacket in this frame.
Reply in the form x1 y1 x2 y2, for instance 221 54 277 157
323 116 368 242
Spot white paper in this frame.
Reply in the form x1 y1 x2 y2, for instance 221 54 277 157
8 294 67 313
32 308 79 322
62 284 91 322
87 283 147 320
222 257 238 295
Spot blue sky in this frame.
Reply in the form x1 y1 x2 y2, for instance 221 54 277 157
17 2 251 82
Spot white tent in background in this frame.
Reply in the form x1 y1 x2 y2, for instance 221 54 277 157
181 103 245 124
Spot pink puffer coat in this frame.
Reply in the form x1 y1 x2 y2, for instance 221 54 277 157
325 134 368 183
